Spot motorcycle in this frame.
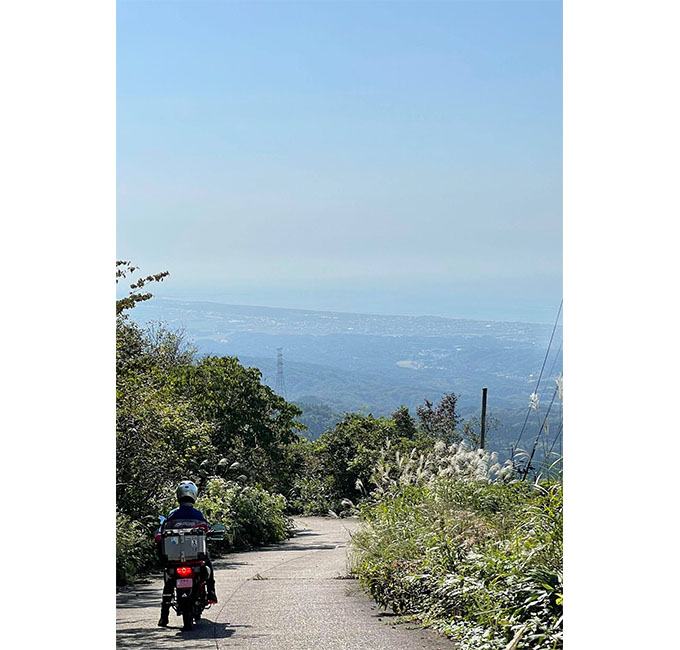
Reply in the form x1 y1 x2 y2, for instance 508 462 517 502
158 516 227 631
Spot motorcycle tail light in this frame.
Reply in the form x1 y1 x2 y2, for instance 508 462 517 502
176 566 193 577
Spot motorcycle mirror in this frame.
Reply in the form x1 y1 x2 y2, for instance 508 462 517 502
211 524 227 532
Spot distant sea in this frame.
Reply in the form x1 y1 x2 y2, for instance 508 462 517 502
141 287 561 326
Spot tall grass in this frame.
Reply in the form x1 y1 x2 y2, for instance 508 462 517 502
351 442 563 650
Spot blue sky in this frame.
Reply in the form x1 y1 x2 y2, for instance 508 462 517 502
117 0 562 323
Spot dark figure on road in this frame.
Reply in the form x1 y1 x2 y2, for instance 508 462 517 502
156 480 218 627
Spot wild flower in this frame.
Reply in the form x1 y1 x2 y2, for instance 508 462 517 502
368 440 515 496
529 392 539 411
556 374 563 402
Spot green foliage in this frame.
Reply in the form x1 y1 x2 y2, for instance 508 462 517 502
289 406 453 515
391 406 418 440
460 413 501 449
352 469 563 650
116 317 216 520
318 413 395 496
288 475 338 515
196 478 293 550
116 260 169 315
116 510 156 585
116 263 304 584
171 355 304 494
290 412 397 514
416 393 462 444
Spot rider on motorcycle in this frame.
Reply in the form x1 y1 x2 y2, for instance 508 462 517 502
157 480 218 627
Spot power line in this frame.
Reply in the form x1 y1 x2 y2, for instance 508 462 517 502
547 421 564 457
539 339 563 403
521 383 559 480
512 300 563 456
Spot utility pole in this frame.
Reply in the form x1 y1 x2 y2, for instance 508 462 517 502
480 387 488 449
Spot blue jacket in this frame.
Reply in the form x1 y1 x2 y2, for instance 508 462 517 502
166 504 208 524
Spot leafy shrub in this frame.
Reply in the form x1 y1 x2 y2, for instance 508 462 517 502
197 477 293 551
288 475 339 515
116 510 156 585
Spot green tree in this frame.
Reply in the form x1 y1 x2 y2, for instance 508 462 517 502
116 317 216 520
170 355 304 493
416 393 462 444
391 406 418 440
309 413 395 500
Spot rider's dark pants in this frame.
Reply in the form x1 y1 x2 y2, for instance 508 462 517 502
203 557 216 592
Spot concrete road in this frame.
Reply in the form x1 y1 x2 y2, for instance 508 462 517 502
116 516 454 649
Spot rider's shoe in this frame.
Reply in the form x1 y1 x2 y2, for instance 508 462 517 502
207 590 218 604
158 615 169 627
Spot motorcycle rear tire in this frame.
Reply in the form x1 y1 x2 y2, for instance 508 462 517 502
182 607 193 631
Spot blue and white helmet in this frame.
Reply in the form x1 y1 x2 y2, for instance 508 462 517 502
176 480 198 504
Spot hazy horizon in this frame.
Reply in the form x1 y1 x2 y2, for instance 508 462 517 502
124 290 561 326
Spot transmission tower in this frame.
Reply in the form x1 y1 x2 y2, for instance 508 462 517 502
275 347 287 398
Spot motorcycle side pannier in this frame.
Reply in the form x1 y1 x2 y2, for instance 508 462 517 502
162 529 207 561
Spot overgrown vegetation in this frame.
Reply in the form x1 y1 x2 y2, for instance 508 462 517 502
350 443 563 650
196 478 293 550
287 402 495 516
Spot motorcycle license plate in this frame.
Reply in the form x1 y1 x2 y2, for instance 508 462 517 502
176 578 193 589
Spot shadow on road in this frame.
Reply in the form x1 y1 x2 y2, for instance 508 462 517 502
229 529 338 554
116 621 251 647
116 584 161 610
178 620 251 640
256 542 337 552
290 529 323 538
208 558 251 570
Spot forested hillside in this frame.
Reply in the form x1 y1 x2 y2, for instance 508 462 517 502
130 300 563 413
